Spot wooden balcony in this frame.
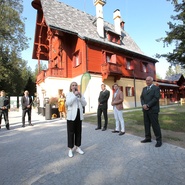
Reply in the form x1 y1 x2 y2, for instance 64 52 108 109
101 63 122 81
36 68 66 84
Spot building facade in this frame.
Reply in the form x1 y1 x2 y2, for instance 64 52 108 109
31 0 184 113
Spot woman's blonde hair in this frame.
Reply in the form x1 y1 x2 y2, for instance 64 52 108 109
69 82 78 92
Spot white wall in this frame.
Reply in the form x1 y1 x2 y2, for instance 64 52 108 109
36 75 146 112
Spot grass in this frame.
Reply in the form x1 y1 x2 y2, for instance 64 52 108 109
84 105 185 132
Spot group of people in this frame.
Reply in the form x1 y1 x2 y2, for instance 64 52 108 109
66 76 162 158
95 83 125 135
0 90 33 130
1 75 162 158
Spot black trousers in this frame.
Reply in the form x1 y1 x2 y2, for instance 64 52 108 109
143 111 162 142
67 109 82 148
97 106 108 129
22 108 31 125
0 110 9 129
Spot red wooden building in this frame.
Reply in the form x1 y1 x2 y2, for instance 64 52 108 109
31 0 185 112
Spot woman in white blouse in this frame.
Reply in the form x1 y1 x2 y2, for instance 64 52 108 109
65 82 87 158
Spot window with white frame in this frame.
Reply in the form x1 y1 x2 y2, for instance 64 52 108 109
73 50 81 67
126 60 131 70
126 58 134 70
105 52 116 64
125 87 135 97
141 62 148 72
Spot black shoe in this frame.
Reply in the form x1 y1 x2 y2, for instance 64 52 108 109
102 128 106 131
141 139 152 143
119 131 125 135
95 127 101 130
6 127 10 130
29 123 33 126
155 141 162 147
22 125 25 128
112 130 119 133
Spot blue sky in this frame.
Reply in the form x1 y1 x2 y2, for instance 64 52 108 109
22 0 175 78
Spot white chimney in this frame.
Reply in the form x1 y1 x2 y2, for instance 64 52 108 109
113 9 121 35
94 0 106 38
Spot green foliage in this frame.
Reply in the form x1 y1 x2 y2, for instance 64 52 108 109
156 73 162 79
33 61 48 77
24 76 36 97
156 1 185 67
165 64 185 78
0 0 29 52
0 0 33 96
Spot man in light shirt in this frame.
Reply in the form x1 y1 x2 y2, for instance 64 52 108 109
111 84 125 135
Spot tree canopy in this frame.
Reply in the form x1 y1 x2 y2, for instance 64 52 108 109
0 0 35 96
157 0 185 67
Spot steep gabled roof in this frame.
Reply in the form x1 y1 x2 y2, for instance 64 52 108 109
38 0 157 61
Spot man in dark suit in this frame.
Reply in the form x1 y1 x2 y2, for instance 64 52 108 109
96 84 110 131
0 90 10 130
140 76 162 147
21 90 33 127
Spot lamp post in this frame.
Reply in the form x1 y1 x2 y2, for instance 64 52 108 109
132 69 136 107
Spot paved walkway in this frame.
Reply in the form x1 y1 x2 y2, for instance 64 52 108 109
0 110 185 185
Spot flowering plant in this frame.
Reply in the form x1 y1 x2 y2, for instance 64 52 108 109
52 114 57 119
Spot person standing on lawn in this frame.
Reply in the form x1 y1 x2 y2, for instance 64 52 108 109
140 76 162 147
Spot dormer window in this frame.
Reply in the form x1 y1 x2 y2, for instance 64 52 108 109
106 31 121 45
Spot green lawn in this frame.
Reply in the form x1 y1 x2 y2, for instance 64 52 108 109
84 105 185 133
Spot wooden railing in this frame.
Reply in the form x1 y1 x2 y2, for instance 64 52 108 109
101 63 122 80
36 68 65 83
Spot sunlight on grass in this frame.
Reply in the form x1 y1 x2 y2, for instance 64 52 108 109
84 105 185 132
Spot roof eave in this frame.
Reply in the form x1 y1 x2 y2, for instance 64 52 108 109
49 25 78 36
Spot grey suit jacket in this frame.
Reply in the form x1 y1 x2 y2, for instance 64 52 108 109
140 84 160 113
